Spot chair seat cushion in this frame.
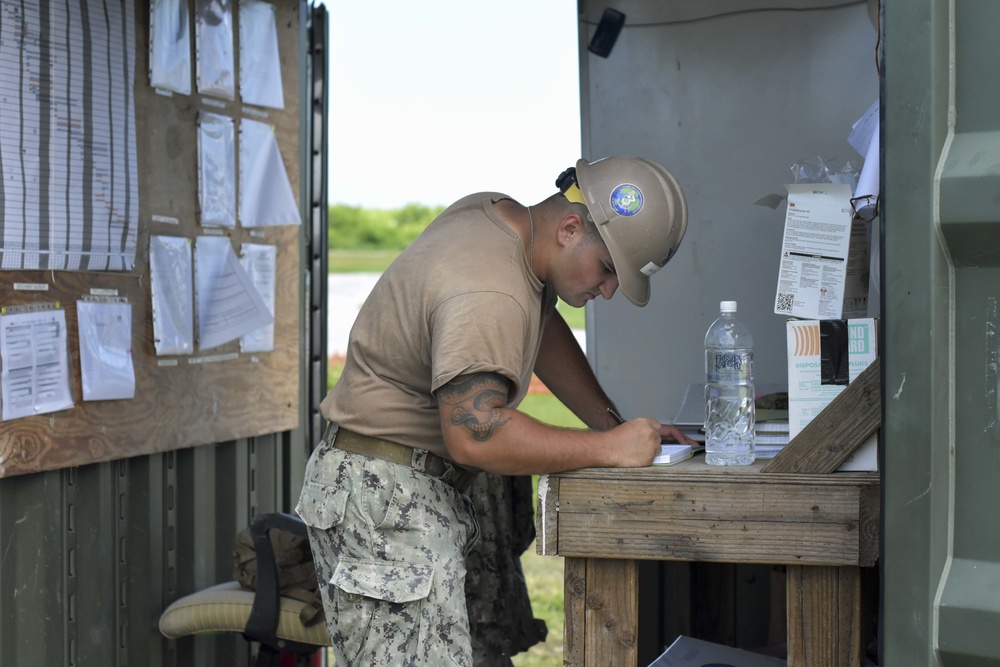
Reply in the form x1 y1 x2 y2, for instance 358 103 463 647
159 581 331 647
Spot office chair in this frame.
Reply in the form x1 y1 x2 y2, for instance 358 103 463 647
159 513 331 667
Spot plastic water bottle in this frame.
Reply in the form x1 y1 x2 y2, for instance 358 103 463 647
704 301 755 465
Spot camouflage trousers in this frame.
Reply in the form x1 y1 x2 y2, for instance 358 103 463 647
296 428 546 667
297 427 480 666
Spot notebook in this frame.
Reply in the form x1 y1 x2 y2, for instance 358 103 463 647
653 444 694 465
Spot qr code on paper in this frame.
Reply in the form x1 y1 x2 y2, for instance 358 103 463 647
776 293 794 312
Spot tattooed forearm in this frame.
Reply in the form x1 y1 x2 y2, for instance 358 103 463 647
438 373 513 442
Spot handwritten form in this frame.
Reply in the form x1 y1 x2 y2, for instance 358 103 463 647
0 0 139 271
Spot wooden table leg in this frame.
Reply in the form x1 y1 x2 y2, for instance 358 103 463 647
786 565 866 667
564 557 639 667
564 557 588 667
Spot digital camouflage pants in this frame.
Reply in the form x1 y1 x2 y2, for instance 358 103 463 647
297 427 545 667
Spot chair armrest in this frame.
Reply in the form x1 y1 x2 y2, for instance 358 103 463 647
243 513 309 644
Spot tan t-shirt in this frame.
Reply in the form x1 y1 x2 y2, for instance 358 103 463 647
322 193 556 460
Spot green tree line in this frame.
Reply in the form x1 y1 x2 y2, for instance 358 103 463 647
328 203 445 250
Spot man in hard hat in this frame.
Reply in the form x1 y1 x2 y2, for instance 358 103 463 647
297 156 694 667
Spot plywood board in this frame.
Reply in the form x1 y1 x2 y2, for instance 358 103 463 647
0 0 303 477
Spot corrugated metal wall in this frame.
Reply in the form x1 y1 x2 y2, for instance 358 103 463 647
0 3 328 665
0 436 299 665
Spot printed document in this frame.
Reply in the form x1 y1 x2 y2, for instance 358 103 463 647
0 308 74 420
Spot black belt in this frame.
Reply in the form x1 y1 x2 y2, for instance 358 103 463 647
325 423 480 493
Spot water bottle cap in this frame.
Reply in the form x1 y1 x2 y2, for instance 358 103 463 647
720 300 737 312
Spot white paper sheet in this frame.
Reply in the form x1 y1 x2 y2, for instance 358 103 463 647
149 235 195 355
855 115 880 205
774 184 867 320
150 0 192 94
195 0 236 99
77 300 135 401
0 0 139 271
194 236 274 350
239 243 276 353
239 0 284 109
0 307 74 420
239 118 301 227
198 111 237 227
848 99 879 159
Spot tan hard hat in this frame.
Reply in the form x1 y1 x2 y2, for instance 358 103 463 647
562 156 688 307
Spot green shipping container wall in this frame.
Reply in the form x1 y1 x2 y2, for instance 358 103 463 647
0 2 329 665
883 0 1000 665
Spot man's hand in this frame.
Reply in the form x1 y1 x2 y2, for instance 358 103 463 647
659 424 698 445
609 418 662 467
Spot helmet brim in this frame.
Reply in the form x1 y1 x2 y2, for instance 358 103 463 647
604 234 651 306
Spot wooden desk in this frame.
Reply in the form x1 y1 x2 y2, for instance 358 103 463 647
536 456 879 667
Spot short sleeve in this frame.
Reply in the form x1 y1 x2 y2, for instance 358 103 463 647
429 291 531 398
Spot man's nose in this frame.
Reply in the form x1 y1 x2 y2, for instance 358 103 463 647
599 276 619 300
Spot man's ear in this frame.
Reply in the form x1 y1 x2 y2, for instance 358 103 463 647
556 212 585 247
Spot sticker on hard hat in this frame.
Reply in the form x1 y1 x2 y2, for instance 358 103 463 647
640 261 662 277
609 184 643 216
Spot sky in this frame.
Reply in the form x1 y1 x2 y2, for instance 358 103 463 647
320 0 582 210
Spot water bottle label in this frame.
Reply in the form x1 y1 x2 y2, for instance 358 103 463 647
707 351 753 382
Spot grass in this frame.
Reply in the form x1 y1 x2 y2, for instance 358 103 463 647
329 248 401 272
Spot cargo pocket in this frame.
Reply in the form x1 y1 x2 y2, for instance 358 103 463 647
295 481 348 530
330 558 435 663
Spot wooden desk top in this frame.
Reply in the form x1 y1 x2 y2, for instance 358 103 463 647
537 454 879 567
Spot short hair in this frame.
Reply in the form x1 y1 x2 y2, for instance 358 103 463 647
544 192 601 242
572 202 602 244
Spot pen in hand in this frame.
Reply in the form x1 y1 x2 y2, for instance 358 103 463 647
607 407 625 426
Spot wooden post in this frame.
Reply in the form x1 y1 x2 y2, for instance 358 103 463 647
564 557 640 667
786 565 868 666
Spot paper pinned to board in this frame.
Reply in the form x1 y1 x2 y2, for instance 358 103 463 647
195 0 236 99
239 118 300 226
239 243 276 353
77 299 135 401
149 235 195 356
0 306 74 420
198 111 237 227
239 0 284 109
194 236 274 350
150 0 192 94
